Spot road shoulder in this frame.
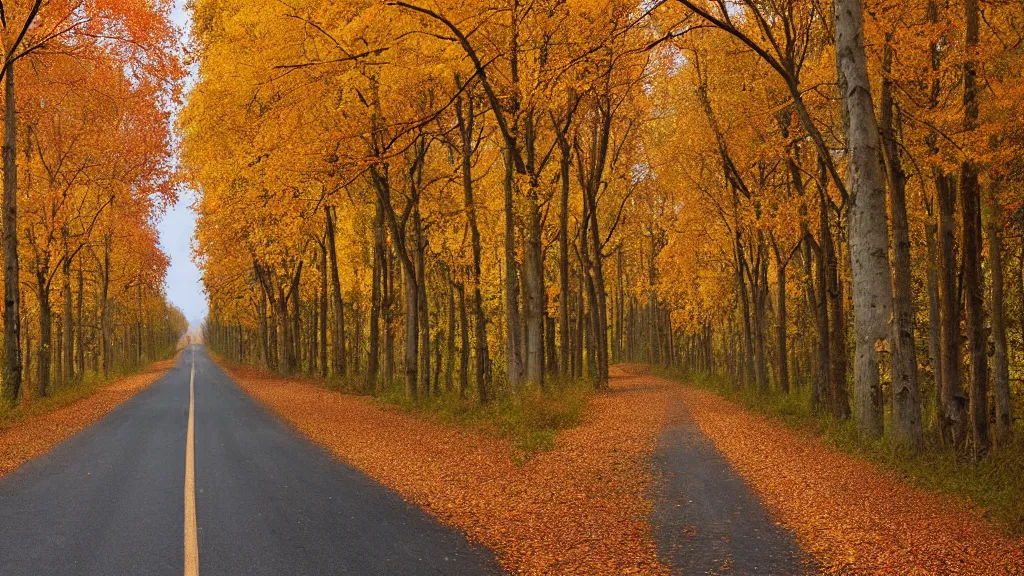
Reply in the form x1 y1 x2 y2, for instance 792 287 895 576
0 356 177 477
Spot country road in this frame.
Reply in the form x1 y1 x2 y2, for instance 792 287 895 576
0 346 500 576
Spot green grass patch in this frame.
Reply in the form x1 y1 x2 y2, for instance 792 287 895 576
658 367 1024 536
374 376 593 460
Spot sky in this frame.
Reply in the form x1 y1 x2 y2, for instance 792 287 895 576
156 0 206 329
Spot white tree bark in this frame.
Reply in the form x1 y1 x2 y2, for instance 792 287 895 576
835 0 893 439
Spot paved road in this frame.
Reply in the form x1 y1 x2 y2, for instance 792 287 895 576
651 391 813 575
0 346 500 575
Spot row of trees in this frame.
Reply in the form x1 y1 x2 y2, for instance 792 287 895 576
188 0 655 400
0 0 188 406
655 0 1024 457
189 0 1022 456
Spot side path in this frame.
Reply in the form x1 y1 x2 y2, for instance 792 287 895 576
650 376 811 574
640 366 1024 575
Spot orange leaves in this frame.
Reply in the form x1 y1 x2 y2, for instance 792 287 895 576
228 363 673 575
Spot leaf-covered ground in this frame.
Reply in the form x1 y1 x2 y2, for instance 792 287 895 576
0 358 176 478
230 361 1024 575
676 383 1024 575
228 364 672 575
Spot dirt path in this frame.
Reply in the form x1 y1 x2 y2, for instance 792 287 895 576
0 357 176 478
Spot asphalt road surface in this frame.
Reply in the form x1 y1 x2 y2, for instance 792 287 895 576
0 346 501 576
651 390 813 574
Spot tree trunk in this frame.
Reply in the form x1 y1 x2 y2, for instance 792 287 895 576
880 41 922 450
320 243 329 378
308 292 318 375
585 208 598 383
835 0 893 439
457 282 469 398
258 284 269 368
820 169 849 418
774 247 789 393
354 298 363 376
276 285 289 375
2 61 22 405
455 90 490 403
37 276 52 398
987 186 1011 446
753 254 769 394
545 314 556 373
524 182 545 387
585 177 610 390
961 0 988 458
292 271 302 371
503 151 523 389
736 236 755 388
76 264 84 375
615 246 624 364
383 246 395 387
559 140 571 377
325 206 347 378
56 319 63 388
936 172 964 445
371 160 420 400
414 206 430 396
368 198 384 388
63 255 74 382
574 278 585 377
101 237 112 376
445 279 456 392
402 258 419 399
925 219 942 409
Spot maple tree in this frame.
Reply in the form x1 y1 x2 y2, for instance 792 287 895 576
186 0 1024 458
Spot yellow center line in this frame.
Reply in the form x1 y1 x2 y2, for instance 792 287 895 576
185 348 199 576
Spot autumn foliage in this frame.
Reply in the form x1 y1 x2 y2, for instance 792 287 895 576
187 0 1023 469
0 0 188 406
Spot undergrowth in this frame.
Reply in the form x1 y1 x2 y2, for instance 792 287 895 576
658 367 1024 536
372 375 593 460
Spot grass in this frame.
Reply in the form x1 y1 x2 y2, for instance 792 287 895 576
658 367 1024 536
0 352 177 431
373 375 593 460
293 363 595 460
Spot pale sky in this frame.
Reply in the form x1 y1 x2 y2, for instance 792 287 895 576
157 0 206 328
